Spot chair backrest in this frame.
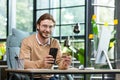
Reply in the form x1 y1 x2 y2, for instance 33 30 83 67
6 28 31 69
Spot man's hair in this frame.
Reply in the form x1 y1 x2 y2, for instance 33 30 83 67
36 13 55 25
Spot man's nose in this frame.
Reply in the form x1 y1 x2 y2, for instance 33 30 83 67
46 27 51 31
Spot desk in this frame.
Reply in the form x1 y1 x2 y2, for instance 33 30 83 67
0 65 7 80
6 68 120 80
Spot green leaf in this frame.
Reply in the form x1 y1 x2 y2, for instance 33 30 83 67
108 38 116 51
77 54 84 65
77 48 84 65
91 20 98 35
111 30 116 35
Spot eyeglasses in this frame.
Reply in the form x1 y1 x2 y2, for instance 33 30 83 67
41 24 55 30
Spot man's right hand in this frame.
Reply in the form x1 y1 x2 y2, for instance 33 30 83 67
43 55 54 68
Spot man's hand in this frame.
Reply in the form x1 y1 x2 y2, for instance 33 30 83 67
60 55 72 69
43 55 54 68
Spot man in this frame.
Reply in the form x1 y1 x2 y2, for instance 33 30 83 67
19 13 71 80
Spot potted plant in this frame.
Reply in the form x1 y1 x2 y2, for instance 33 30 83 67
0 42 6 60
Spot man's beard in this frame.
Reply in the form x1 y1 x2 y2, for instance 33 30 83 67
38 30 50 39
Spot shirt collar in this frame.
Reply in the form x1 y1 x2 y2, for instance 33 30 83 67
36 32 50 46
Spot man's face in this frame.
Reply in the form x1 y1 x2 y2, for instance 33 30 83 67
37 19 55 39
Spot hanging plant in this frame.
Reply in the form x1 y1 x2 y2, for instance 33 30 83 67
108 19 118 51
91 14 99 36
90 14 118 54
90 14 99 52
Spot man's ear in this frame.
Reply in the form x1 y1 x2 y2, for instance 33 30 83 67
36 24 39 30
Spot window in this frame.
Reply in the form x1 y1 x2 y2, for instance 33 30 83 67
16 0 33 32
8 0 33 34
0 0 7 40
92 0 115 59
35 0 85 50
0 0 7 60
92 0 115 31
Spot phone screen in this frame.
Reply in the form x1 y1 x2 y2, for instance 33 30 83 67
49 48 58 59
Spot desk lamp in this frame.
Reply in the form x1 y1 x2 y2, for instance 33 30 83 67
73 23 80 34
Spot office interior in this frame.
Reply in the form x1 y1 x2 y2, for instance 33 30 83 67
1 0 120 80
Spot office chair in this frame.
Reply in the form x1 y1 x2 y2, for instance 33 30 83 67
6 28 30 80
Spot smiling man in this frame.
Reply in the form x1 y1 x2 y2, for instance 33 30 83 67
19 13 72 80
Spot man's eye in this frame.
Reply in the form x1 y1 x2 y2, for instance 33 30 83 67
49 26 53 28
43 25 47 28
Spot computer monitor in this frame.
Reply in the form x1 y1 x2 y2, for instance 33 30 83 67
95 27 113 69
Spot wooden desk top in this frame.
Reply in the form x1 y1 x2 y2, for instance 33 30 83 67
0 65 7 68
5 68 120 74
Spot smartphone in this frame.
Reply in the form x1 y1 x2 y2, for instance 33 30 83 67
49 48 58 60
